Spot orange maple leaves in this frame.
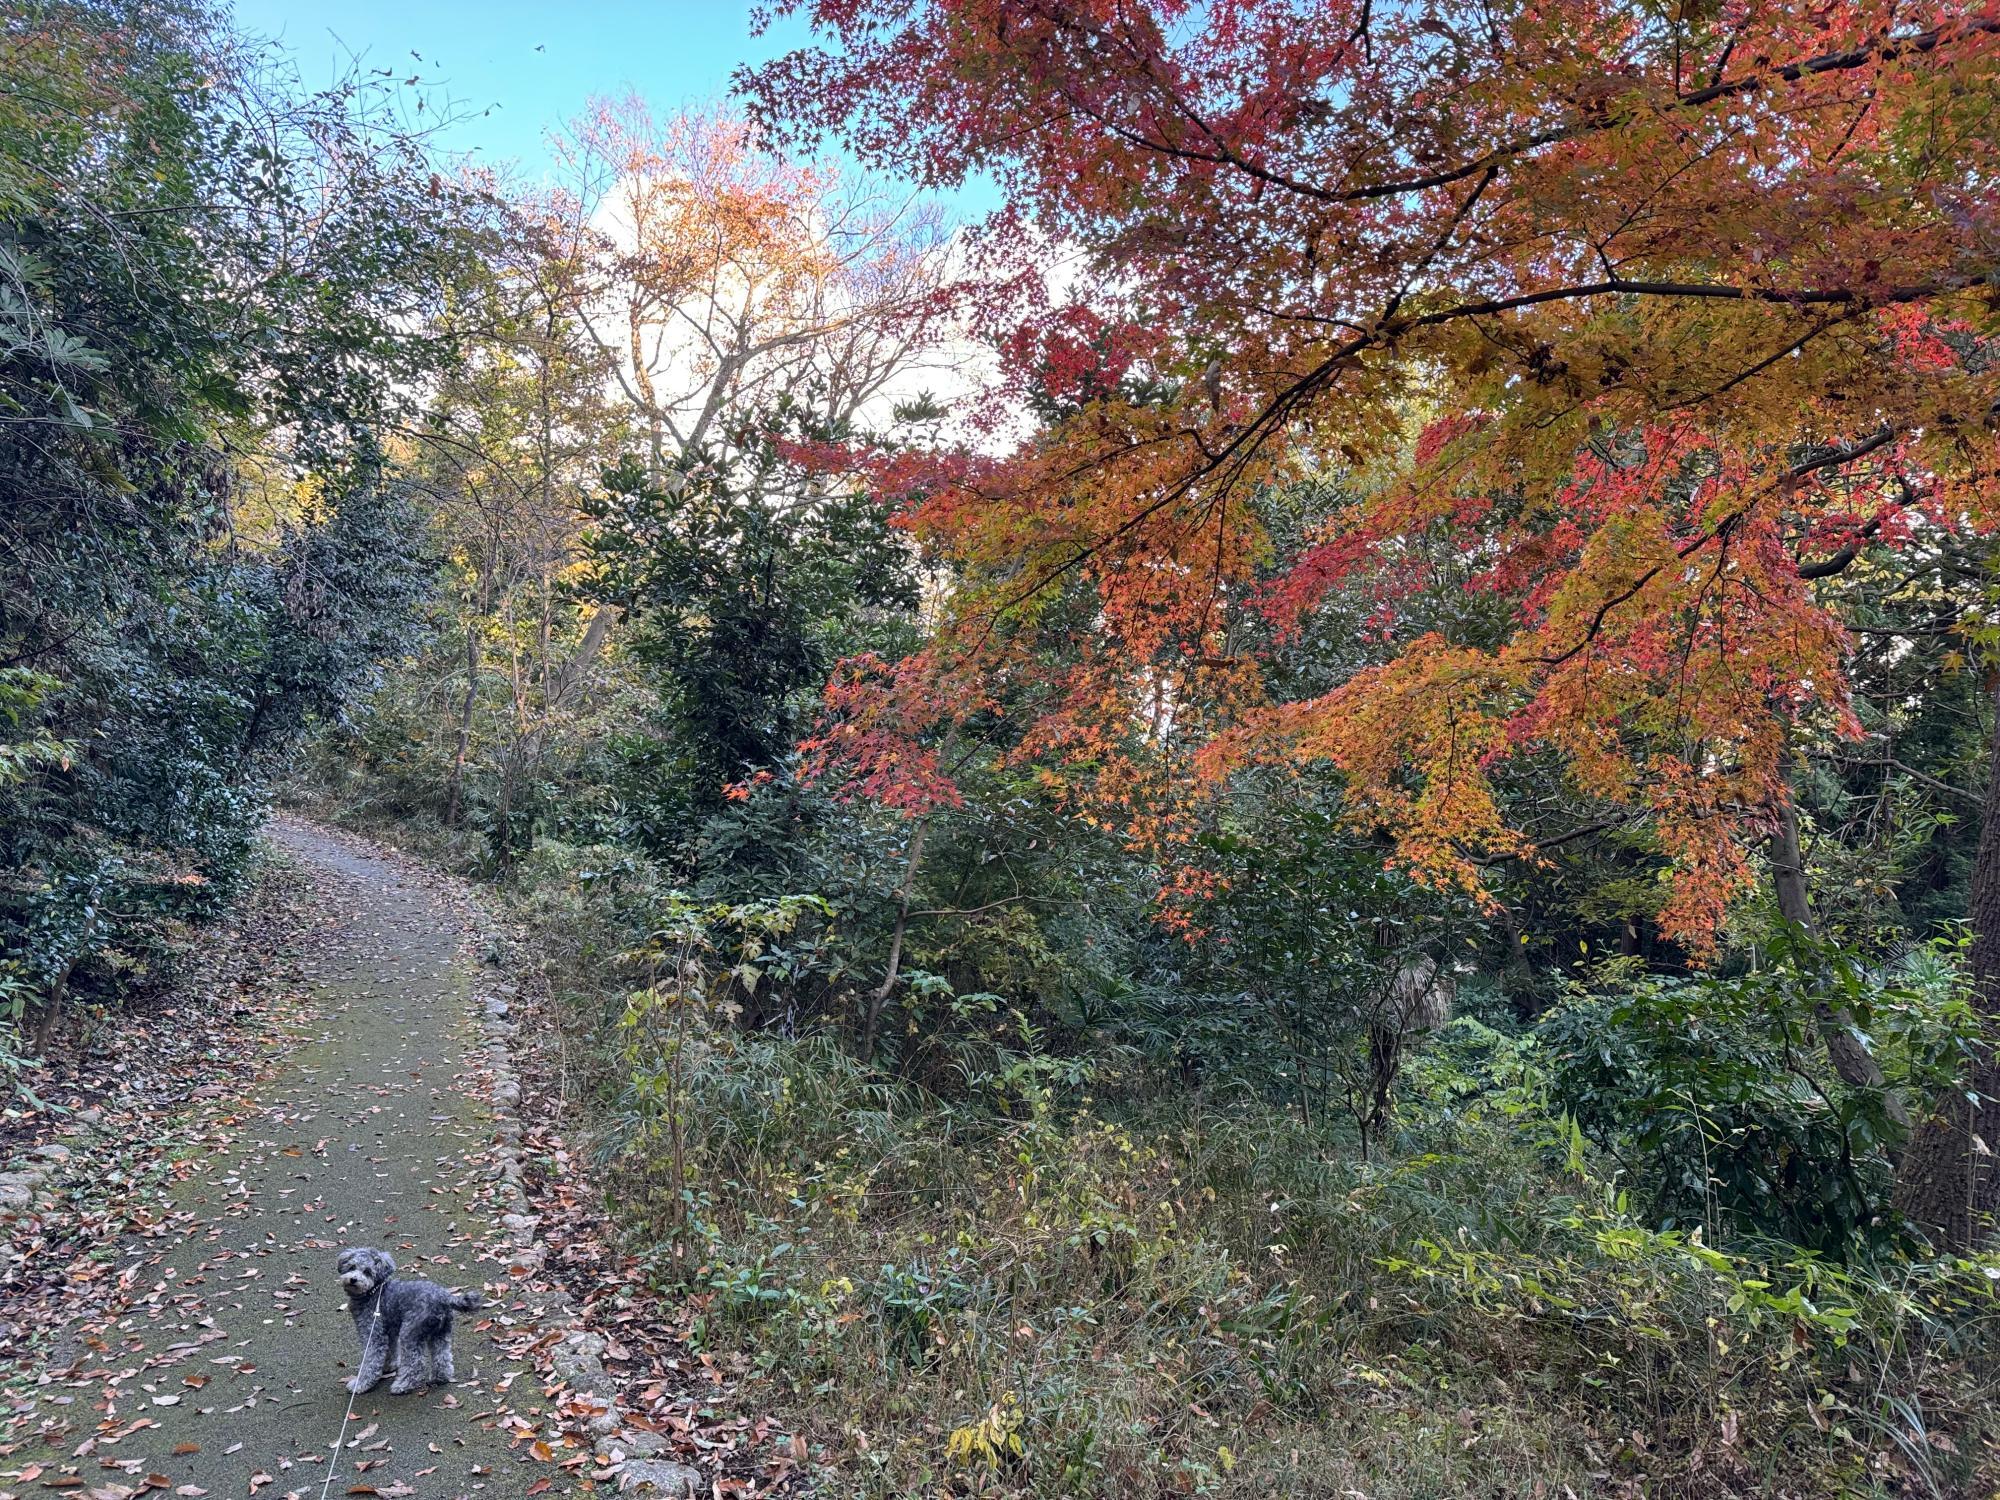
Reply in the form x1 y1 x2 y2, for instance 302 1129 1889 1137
1213 423 1877 948
751 0 2000 953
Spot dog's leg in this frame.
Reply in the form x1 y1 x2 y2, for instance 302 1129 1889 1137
433 1333 455 1386
388 1324 429 1394
348 1323 389 1395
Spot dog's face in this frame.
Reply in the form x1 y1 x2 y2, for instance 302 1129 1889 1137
336 1246 396 1298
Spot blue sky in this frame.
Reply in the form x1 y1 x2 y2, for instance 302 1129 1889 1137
231 0 998 213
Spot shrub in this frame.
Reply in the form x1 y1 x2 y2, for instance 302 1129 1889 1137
1538 943 1982 1253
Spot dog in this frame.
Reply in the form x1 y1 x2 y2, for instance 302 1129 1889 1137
335 1246 483 1395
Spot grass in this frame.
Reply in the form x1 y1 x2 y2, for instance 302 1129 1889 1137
572 1014 2000 1498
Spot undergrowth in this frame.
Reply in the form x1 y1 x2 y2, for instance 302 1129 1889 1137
489 842 2000 1499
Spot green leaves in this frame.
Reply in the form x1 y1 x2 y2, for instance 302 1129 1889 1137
0 3 464 1052
1535 929 1985 1253
589 444 921 843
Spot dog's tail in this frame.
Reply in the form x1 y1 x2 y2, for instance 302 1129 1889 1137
450 1290 485 1312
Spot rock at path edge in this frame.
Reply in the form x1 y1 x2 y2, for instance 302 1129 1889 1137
617 1458 703 1496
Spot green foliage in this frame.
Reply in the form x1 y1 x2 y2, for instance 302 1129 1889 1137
0 671 71 788
481 859 2000 1495
588 438 919 847
589 981 1998 1492
1538 937 1982 1253
0 0 469 1057
1142 766 1480 1121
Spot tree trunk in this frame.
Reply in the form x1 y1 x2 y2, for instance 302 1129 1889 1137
445 626 479 828
549 605 618 709
1498 905 1540 1021
32 953 79 1056
628 301 667 477
1770 784 1906 1125
862 817 928 1064
446 548 499 829
33 877 104 1056
1893 682 2000 1247
860 727 959 1063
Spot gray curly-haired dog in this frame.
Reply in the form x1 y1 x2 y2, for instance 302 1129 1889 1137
335 1246 484 1395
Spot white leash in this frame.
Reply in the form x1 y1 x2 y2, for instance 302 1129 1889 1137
318 1299 382 1500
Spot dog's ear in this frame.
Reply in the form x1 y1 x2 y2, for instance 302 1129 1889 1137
376 1249 397 1276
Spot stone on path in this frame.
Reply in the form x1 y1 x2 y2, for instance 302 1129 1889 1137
618 1458 704 1496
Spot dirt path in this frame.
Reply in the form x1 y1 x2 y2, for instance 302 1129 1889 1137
4 821 559 1499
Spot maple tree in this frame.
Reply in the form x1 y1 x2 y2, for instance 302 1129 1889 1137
744 0 2000 1241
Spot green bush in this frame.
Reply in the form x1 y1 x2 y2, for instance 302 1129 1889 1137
1538 941 1981 1253
447 847 2000 1497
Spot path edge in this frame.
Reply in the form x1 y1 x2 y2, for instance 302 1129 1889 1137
299 812 707 1498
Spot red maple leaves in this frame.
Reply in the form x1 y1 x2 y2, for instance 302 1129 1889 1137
751 0 2000 952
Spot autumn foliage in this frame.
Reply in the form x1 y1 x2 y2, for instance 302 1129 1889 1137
749 0 2000 953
